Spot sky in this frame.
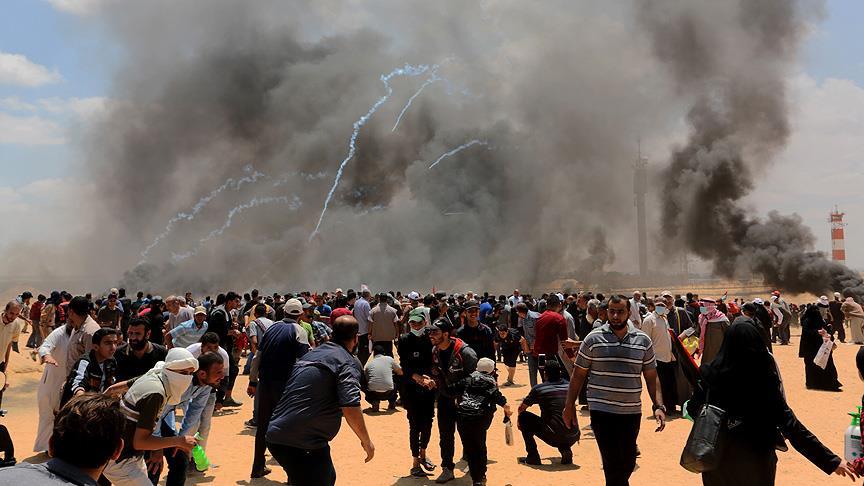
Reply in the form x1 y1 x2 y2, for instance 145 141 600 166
0 0 863 272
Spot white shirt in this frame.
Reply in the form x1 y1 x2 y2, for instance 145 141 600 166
186 342 230 374
629 298 643 327
641 312 673 363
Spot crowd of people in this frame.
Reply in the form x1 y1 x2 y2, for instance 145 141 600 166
0 285 862 485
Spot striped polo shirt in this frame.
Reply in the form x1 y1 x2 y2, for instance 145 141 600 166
574 322 656 415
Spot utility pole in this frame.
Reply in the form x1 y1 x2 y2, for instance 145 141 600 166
634 141 648 278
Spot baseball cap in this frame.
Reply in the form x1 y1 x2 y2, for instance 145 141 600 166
283 298 303 316
194 306 207 316
430 318 453 333
661 290 673 298
753 298 764 305
302 302 315 310
477 357 495 374
407 291 421 301
463 299 480 310
408 308 426 323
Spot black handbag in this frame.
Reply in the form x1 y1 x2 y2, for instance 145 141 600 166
680 391 727 473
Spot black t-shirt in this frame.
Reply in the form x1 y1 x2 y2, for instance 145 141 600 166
115 343 168 381
119 392 165 459
397 332 433 382
494 329 522 356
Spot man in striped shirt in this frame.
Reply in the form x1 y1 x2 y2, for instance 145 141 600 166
563 294 665 486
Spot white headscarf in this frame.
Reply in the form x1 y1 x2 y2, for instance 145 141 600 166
125 348 199 407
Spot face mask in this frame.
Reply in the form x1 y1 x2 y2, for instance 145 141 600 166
699 306 708 315
655 306 667 316
162 369 193 405
410 327 425 337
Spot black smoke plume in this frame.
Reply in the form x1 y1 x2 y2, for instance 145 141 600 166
640 0 863 298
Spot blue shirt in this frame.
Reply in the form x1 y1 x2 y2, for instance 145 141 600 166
157 379 213 437
479 301 493 321
353 298 372 335
316 304 332 316
0 458 97 485
267 342 362 449
168 319 208 348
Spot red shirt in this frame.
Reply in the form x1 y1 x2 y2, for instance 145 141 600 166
330 307 352 321
533 310 567 357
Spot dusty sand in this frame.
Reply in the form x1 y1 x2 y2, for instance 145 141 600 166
3 328 861 486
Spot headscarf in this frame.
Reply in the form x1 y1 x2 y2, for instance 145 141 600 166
125 348 199 407
698 299 728 356
700 322 779 419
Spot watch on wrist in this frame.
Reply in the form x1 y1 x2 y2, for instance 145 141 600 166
653 404 667 413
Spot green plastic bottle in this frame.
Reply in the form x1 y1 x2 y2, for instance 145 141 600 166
191 433 210 472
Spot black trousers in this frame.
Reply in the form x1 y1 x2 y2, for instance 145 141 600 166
437 397 460 469
269 443 335 486
357 334 370 365
836 321 846 342
253 379 286 473
656 361 678 412
148 420 190 486
590 410 641 486
365 389 396 407
457 413 494 482
0 425 13 461
518 411 574 456
403 386 435 457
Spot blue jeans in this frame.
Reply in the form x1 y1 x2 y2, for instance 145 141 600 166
527 355 539 387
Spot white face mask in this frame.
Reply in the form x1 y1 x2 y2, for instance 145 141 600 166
655 306 667 316
410 327 425 337
162 369 193 405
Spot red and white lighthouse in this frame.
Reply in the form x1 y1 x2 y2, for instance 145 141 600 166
830 207 846 264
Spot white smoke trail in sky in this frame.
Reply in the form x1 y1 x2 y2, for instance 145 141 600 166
310 64 432 240
392 67 441 132
271 171 329 187
171 195 302 261
427 140 488 169
139 164 265 262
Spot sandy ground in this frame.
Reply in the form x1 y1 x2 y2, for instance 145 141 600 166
3 327 862 486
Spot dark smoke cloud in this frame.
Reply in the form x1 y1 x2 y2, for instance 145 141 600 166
640 0 864 298
74 0 684 294
20 0 849 298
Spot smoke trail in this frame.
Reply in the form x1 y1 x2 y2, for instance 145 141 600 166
140 164 266 261
640 1 864 297
427 140 488 169
172 195 302 261
309 64 432 240
392 68 442 132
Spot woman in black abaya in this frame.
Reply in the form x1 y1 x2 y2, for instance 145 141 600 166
799 305 842 391
687 322 855 485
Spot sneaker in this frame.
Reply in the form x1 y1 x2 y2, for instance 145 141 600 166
387 402 397 411
560 451 573 465
421 458 437 471
520 454 541 466
411 466 430 477
244 419 257 428
223 398 243 407
435 467 455 483
250 467 271 478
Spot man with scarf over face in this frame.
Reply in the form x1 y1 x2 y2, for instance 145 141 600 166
102 348 199 485
697 298 729 366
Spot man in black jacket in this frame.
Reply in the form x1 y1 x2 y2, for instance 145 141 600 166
456 300 495 361
208 291 242 407
61 328 119 406
428 318 477 483
397 309 437 478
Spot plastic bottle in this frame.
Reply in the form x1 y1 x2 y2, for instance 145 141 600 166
844 407 863 462
191 433 210 472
